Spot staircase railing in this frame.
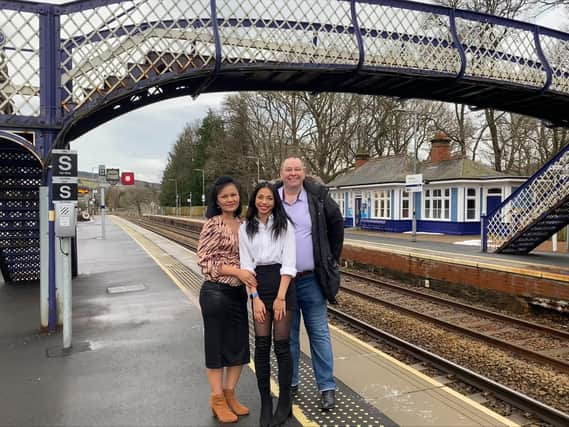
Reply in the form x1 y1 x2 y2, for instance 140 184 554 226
484 143 569 252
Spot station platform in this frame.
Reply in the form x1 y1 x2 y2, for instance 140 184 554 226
342 229 569 308
345 229 569 277
0 217 518 426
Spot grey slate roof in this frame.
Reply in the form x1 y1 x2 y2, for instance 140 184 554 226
327 155 525 187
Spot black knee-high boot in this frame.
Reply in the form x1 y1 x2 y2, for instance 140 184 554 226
255 336 273 427
271 339 292 426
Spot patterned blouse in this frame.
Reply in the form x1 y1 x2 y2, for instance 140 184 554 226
197 215 242 286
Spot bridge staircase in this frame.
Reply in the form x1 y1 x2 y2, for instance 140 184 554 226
484 144 569 254
0 144 41 283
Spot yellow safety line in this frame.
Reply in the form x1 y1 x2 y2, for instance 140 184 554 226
116 218 317 426
329 324 520 427
345 239 569 283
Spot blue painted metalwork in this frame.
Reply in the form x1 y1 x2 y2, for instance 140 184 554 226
192 0 221 98
350 0 364 70
448 9 466 80
0 135 42 284
533 26 553 93
1 0 569 142
481 214 488 252
485 142 569 253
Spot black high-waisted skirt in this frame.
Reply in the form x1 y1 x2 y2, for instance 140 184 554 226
255 264 297 312
199 281 250 369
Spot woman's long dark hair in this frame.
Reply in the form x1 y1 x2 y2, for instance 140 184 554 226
205 176 242 219
246 182 291 239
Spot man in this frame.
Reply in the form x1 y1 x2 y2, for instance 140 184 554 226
277 157 344 410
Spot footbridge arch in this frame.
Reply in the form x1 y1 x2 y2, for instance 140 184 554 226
0 0 568 147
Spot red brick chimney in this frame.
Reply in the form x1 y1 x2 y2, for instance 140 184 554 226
355 151 370 168
430 132 451 163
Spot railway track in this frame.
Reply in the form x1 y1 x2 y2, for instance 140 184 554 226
126 216 199 250
328 306 569 427
340 269 569 374
123 215 569 425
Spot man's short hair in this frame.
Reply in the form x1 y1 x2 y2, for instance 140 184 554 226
281 156 307 172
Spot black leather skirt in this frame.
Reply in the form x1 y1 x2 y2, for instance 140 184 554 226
255 264 297 312
199 281 250 369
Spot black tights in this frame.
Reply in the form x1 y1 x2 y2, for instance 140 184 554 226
254 309 293 393
254 309 293 340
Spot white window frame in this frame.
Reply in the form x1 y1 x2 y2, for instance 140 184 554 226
401 190 411 219
424 187 450 220
372 190 390 219
465 187 478 221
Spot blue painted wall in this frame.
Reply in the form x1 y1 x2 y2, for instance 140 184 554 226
417 220 480 235
358 218 480 234
451 188 458 221
361 219 411 232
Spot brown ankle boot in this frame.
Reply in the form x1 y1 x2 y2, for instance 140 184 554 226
223 388 249 416
210 393 238 423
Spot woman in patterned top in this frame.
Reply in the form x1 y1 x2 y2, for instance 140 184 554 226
239 182 296 427
197 176 257 424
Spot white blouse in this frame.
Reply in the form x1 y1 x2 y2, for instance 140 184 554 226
239 216 297 277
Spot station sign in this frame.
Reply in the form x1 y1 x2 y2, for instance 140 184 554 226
405 174 423 193
106 168 120 185
51 150 78 202
52 177 78 202
52 149 78 178
98 164 106 177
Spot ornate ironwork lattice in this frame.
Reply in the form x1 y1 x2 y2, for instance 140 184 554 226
0 146 41 283
0 0 567 123
485 147 569 252
0 10 40 116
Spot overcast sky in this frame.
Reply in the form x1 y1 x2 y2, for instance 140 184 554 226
28 1 569 183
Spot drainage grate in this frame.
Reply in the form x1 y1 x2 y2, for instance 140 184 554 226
106 283 147 294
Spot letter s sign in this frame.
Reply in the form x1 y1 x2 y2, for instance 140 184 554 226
52 150 77 177
59 155 73 172
53 183 78 202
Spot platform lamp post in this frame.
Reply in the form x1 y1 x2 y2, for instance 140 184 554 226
194 168 205 217
168 178 179 216
393 109 435 243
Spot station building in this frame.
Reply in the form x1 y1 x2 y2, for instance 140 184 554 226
327 133 527 235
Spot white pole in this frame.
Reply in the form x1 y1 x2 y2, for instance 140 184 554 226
552 233 558 252
61 237 72 349
101 186 106 239
55 231 63 326
39 187 49 329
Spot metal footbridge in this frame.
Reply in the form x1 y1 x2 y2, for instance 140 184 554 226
1 0 569 328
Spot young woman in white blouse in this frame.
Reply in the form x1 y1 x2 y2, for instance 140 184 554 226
239 182 296 427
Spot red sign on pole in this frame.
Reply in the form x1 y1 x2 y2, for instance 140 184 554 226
121 172 135 185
